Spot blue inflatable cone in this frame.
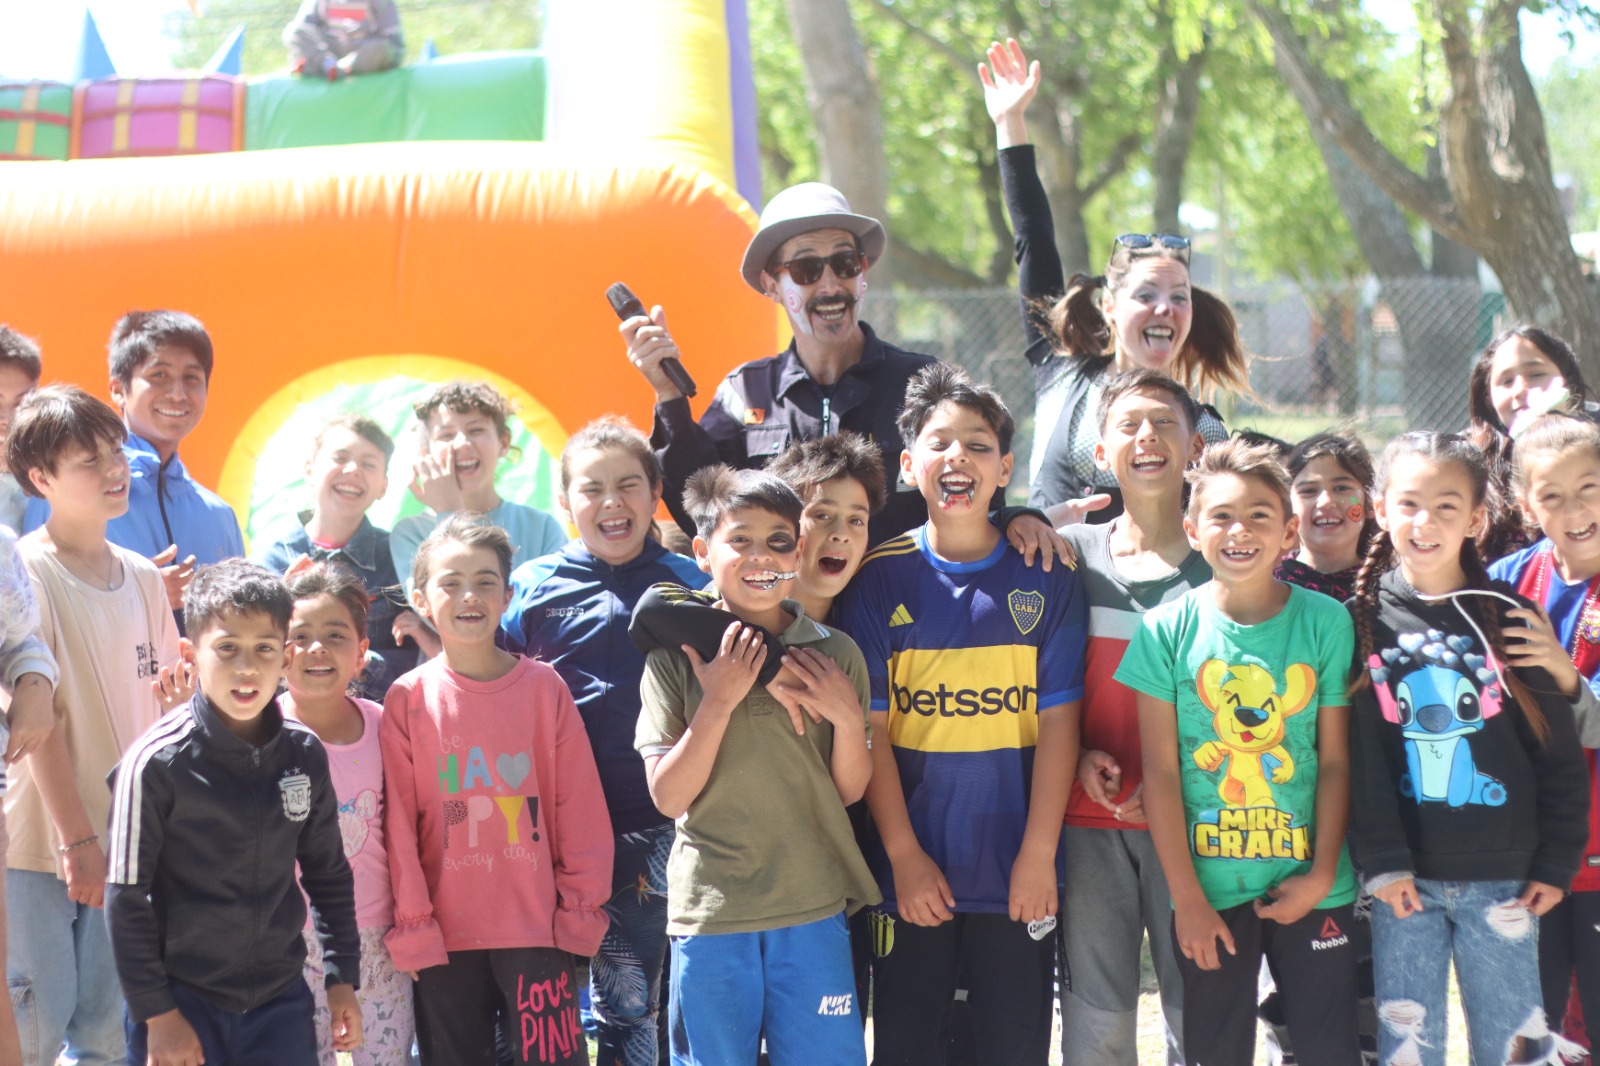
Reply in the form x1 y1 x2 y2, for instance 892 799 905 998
73 8 117 82
202 25 245 75
419 38 438 62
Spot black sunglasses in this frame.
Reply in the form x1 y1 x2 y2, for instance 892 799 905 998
776 249 866 286
1114 233 1191 264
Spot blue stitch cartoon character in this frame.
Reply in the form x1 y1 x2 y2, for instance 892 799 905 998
1367 629 1507 808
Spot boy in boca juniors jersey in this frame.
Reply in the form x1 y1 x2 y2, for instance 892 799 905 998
835 364 1088 1066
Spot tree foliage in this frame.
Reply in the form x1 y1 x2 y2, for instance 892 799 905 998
748 0 1441 290
1539 55 1600 231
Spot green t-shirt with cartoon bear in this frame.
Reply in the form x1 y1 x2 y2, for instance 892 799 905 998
1115 583 1358 911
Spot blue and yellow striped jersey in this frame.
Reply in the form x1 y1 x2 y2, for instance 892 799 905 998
834 525 1088 912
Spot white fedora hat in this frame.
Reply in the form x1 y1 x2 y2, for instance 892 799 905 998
740 183 887 293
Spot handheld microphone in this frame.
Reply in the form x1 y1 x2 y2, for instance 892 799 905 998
607 282 697 399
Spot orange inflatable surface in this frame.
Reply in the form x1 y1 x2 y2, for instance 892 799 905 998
0 140 777 543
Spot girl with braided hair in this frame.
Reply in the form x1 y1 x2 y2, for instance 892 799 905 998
979 38 1249 526
1348 431 1590 1066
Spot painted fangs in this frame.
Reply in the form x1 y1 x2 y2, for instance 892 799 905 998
742 569 797 591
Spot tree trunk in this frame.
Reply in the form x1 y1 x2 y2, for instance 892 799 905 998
1248 0 1600 379
1428 144 1480 279
783 0 893 281
1259 11 1476 430
1151 31 1208 236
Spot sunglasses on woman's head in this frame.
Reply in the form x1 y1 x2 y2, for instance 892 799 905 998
776 249 866 286
1114 233 1191 264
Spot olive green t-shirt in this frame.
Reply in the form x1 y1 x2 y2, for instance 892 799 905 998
636 603 882 935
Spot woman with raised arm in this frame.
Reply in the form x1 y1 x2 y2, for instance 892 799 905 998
981 39 1248 525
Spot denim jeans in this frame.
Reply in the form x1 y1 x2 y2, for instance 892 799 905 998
1372 878 1569 1066
5 868 127 1066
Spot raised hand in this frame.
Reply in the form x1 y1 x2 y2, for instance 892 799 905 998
152 660 197 713
978 38 1041 148
409 445 463 514
151 544 196 612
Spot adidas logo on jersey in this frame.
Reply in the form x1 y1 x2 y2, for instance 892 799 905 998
889 604 914 627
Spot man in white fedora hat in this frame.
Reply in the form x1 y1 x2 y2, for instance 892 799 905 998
621 182 939 545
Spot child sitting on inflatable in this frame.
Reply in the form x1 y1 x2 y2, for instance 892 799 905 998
285 0 404 81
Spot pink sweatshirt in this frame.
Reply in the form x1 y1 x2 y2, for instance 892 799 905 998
381 655 613 972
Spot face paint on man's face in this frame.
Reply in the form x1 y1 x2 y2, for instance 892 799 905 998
778 275 815 337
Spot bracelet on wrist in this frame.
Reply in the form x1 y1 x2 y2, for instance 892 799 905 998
58 834 98 854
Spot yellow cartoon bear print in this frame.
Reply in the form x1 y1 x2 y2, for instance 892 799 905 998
1194 660 1316 809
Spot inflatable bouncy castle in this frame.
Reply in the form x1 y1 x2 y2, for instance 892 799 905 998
0 0 773 544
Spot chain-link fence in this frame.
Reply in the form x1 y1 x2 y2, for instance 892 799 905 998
869 279 1506 500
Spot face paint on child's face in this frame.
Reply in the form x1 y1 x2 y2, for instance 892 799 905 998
694 506 800 617
901 402 1012 514
1291 455 1367 569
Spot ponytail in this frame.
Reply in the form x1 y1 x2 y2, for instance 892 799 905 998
1182 286 1251 402
1046 273 1111 359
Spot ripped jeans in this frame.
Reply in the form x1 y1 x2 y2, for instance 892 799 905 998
1372 878 1569 1066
